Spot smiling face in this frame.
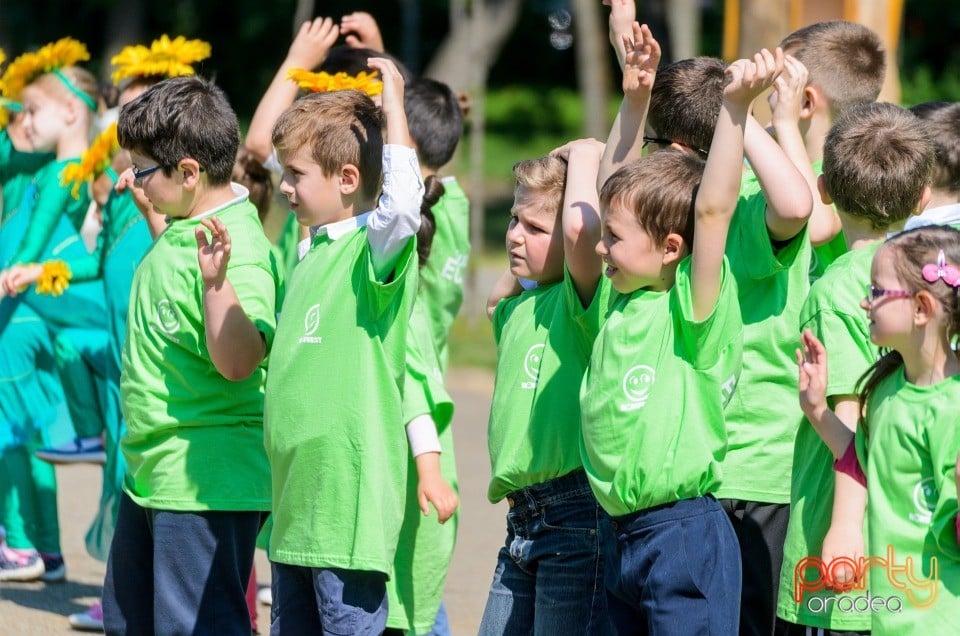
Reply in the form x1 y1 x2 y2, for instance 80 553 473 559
19 83 71 153
277 145 347 228
861 245 917 348
504 184 564 284
596 203 670 294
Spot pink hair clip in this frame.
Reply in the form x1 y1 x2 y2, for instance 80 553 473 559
921 250 960 287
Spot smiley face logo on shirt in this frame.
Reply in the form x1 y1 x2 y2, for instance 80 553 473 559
155 299 181 334
909 477 937 524
521 343 545 389
620 365 655 411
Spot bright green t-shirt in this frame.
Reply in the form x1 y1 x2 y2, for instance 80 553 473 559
487 270 608 503
264 226 417 575
856 371 960 635
419 177 470 372
580 258 743 516
120 197 279 511
776 243 877 630
716 190 811 503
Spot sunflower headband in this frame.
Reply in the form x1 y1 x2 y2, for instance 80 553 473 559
1 37 95 111
286 69 383 97
60 122 120 198
110 35 211 85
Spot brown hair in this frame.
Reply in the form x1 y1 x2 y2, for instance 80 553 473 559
272 90 385 202
910 102 960 193
779 21 885 116
648 57 726 153
600 150 703 248
823 102 933 230
233 146 275 223
416 175 445 268
857 225 960 434
512 155 567 218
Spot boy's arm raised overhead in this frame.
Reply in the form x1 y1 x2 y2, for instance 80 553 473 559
341 11 385 52
246 18 340 164
692 48 783 321
196 217 267 381
597 23 660 191
552 138 604 306
366 57 424 279
770 55 842 246
603 0 637 70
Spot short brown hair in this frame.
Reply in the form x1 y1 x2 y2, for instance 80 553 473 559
600 149 704 247
780 21 885 116
910 102 960 193
823 102 933 230
512 155 567 216
272 91 385 202
648 57 726 153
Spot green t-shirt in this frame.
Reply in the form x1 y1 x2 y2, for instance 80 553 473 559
776 244 878 630
419 177 470 372
264 226 417 574
716 190 811 503
487 270 608 503
120 197 279 511
580 258 743 516
274 211 302 282
856 371 960 635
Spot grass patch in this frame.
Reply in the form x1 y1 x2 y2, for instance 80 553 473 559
448 312 497 371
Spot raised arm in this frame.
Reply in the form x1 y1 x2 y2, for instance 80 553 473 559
552 138 604 306
340 11 385 52
692 48 783 320
796 329 855 457
597 23 661 191
196 217 266 381
603 0 637 70
245 18 340 163
770 55 841 246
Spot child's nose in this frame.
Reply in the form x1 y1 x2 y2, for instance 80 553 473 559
595 239 607 256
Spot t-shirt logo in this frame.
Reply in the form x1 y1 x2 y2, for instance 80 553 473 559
522 343 544 390
155 299 181 335
441 253 468 285
909 477 937 524
621 365 655 411
299 303 323 345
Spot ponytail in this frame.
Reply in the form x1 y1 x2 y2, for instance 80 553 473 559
416 175 445 268
855 349 904 439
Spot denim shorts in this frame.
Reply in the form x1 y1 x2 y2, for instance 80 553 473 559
479 469 614 635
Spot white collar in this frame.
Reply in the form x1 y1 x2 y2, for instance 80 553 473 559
314 210 373 241
904 203 960 231
191 183 251 222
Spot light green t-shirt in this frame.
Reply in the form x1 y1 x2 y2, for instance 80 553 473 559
264 227 417 575
120 197 280 511
716 190 811 503
419 178 471 372
856 371 960 636
776 244 877 630
487 270 607 503
580 258 742 516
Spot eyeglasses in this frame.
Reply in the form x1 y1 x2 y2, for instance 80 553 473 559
642 136 708 159
132 164 163 181
867 285 914 301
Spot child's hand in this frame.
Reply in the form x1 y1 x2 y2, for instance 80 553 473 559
603 0 636 68
621 23 661 106
723 47 785 110
367 57 412 146
287 17 340 69
415 453 459 523
821 522 864 592
195 217 232 288
341 11 385 52
797 329 829 421
770 55 809 129
550 138 605 162
1 264 42 296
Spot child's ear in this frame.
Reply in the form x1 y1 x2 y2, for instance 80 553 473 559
178 158 203 190
914 186 932 215
914 290 938 328
340 164 361 195
661 233 685 265
799 86 820 120
816 174 833 206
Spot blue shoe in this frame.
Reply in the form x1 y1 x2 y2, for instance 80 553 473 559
35 437 106 465
40 552 67 582
0 547 45 582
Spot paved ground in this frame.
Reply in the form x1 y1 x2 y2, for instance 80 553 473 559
0 367 502 635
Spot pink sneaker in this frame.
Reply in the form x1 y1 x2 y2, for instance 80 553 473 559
68 602 104 632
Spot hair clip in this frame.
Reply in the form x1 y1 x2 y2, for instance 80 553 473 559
921 249 960 287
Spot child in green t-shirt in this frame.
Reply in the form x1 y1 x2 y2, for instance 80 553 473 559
582 26 785 632
100 75 281 635
264 58 423 635
779 102 934 634
799 224 960 635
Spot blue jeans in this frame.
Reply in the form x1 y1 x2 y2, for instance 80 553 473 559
606 495 742 635
270 562 388 636
102 493 262 636
479 469 614 635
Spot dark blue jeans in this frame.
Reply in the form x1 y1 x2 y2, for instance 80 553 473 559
269 563 388 636
606 495 742 636
102 492 262 636
479 469 614 635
